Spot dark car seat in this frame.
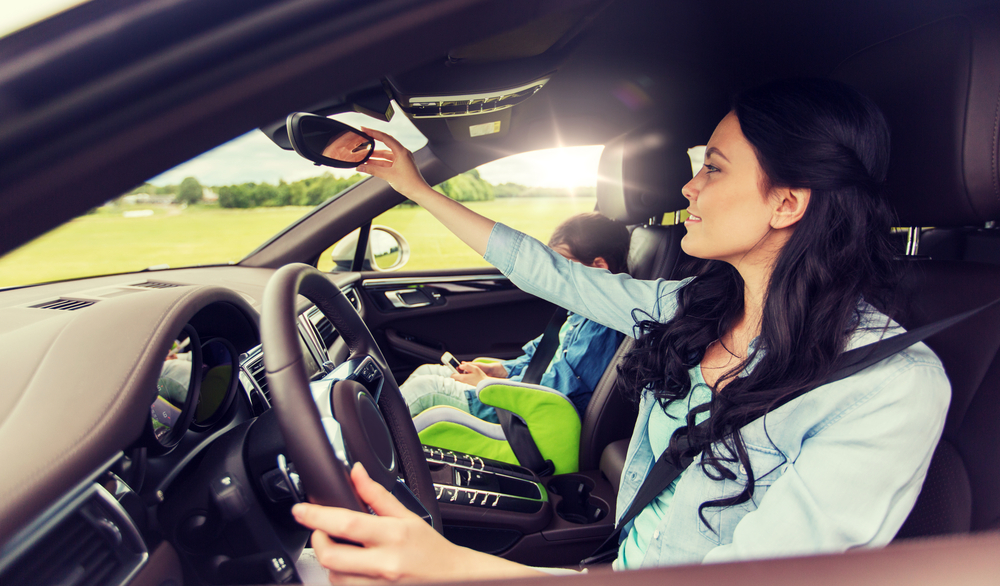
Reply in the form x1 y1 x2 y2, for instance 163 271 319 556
580 125 695 478
833 8 1000 537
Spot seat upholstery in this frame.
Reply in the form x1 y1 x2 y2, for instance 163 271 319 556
414 124 697 478
579 125 696 473
833 8 1000 537
415 379 583 474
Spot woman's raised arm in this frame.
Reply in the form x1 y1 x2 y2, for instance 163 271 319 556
359 128 495 256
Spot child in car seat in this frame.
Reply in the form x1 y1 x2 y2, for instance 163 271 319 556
398 212 628 422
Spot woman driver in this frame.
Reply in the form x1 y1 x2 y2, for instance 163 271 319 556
291 79 950 581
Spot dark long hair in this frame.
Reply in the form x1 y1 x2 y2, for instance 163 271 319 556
617 79 899 528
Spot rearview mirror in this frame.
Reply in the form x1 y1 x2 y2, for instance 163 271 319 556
286 112 374 168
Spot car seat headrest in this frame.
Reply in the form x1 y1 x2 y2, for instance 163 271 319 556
832 10 1000 227
596 125 692 225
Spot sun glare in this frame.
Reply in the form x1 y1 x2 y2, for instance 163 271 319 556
476 145 605 190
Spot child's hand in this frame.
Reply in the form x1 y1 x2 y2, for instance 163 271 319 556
466 361 508 378
451 362 489 386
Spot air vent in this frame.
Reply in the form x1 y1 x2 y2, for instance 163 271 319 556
314 316 336 348
248 355 271 406
305 305 340 350
2 486 145 586
132 281 182 289
32 298 96 311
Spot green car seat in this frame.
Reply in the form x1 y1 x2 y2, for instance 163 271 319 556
413 378 583 475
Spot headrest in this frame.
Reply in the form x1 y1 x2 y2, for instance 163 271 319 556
596 125 692 224
832 11 1000 227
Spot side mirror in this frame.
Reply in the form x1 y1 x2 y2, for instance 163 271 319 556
329 226 410 272
286 113 374 168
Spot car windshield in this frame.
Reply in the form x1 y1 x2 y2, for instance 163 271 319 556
0 1 89 39
0 110 427 288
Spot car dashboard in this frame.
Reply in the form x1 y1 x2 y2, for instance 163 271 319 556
0 266 362 585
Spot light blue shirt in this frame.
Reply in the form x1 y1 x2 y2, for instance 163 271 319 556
483 222 950 568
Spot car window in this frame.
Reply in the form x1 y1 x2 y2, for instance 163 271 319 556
335 145 605 272
0 107 425 288
0 1 88 38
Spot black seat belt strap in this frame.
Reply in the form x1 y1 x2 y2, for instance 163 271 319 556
494 407 554 476
580 294 1000 568
520 308 569 384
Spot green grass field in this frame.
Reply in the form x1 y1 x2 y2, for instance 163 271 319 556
0 198 596 287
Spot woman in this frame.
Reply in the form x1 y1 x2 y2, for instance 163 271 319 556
292 79 950 581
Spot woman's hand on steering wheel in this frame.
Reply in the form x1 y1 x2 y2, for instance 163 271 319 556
292 463 545 583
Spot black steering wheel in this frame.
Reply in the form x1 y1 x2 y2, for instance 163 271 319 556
260 263 441 530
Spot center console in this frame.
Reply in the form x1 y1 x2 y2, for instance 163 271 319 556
423 446 617 566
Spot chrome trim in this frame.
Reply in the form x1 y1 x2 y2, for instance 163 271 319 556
362 274 509 287
906 226 922 256
408 78 549 104
385 289 431 308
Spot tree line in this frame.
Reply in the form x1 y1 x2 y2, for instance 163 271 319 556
126 169 593 209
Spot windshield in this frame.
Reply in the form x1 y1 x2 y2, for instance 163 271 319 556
0 109 426 288
0 0 88 39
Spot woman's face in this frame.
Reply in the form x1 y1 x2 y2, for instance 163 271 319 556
680 112 783 268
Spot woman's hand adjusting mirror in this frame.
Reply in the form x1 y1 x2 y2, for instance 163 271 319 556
286 112 374 168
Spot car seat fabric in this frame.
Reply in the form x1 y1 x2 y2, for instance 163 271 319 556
416 380 582 474
833 8 1000 537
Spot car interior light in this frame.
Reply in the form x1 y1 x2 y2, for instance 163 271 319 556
402 78 550 118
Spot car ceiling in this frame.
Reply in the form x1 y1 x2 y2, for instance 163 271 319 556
1 0 998 258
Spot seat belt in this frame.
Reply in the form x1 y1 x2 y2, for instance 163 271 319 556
580 294 1000 567
520 308 569 384
493 308 568 475
494 407 555 476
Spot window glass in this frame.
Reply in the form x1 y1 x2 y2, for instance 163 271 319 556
369 146 604 271
0 106 424 288
0 0 88 38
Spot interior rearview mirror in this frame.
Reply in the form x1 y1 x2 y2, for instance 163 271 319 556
286 112 374 168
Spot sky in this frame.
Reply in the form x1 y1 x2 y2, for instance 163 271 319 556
6 0 606 190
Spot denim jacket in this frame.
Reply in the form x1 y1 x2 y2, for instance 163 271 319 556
500 312 623 415
484 223 950 567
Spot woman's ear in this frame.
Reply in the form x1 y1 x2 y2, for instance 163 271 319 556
589 256 610 270
770 187 810 229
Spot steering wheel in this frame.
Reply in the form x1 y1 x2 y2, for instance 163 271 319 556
260 263 442 530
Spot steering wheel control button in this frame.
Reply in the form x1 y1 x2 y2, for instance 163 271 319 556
275 454 305 503
211 475 251 521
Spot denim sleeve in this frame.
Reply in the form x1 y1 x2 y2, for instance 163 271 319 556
484 223 689 337
700 358 950 564
500 334 539 379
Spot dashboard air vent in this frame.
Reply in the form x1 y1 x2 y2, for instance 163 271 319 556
248 355 271 406
132 281 182 289
1 486 146 586
31 298 96 311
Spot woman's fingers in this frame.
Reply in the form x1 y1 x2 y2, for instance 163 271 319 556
311 530 407 582
362 127 405 152
292 503 387 544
